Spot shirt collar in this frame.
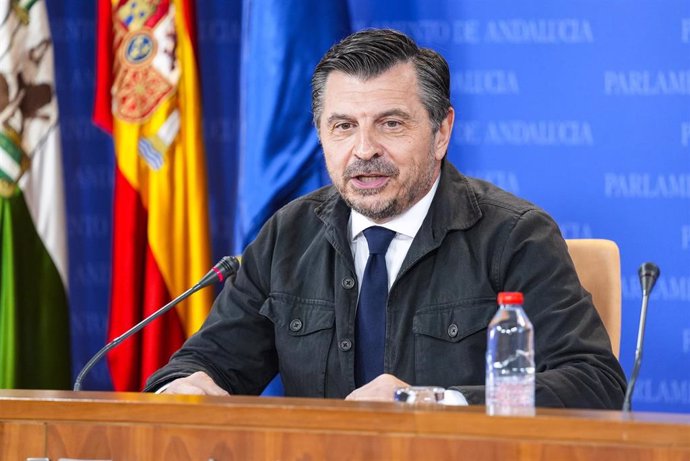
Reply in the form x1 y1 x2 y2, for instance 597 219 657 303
350 176 441 241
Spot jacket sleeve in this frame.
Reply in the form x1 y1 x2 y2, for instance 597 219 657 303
144 220 279 395
453 209 627 409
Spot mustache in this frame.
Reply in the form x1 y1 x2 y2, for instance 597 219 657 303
343 157 399 179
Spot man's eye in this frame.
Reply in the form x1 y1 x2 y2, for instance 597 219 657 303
384 120 402 128
335 122 353 131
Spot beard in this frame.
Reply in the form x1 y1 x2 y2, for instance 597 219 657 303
330 147 438 222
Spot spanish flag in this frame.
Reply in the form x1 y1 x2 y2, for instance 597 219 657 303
93 0 212 391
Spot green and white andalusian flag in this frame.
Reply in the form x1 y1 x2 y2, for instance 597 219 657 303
0 0 70 389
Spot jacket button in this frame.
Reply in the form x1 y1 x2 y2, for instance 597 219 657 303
447 323 459 338
289 319 303 332
341 277 355 289
339 339 352 351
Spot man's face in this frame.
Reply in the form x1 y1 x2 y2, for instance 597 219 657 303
319 62 454 223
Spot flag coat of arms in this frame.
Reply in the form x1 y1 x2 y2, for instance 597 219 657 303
94 0 213 391
0 0 71 389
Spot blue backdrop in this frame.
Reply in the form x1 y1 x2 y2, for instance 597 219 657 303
46 0 689 413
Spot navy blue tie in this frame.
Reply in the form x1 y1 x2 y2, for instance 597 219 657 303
355 226 396 387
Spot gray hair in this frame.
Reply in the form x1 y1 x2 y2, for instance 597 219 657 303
311 28 451 132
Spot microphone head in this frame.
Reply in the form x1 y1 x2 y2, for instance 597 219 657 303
217 256 240 280
196 256 241 289
638 262 660 295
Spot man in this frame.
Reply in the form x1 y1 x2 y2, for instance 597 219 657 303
146 29 626 408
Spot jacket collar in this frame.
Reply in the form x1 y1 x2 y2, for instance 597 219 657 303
399 161 482 276
426 160 483 235
314 186 354 267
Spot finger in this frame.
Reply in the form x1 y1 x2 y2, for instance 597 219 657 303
163 372 230 396
198 380 230 396
163 381 206 395
190 372 230 396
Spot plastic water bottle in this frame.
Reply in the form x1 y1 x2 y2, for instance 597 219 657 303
486 291 535 416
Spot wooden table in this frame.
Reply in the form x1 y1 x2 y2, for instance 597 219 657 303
1 390 689 460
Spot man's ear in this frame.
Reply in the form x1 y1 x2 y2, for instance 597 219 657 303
433 106 455 161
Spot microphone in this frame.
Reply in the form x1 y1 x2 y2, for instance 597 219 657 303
622 262 660 411
73 256 240 391
638 262 660 296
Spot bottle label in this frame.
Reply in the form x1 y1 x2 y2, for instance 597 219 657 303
486 374 535 416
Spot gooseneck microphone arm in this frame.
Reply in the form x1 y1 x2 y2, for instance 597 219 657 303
73 256 240 391
622 262 660 412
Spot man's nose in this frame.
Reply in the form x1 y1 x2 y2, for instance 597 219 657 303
354 127 380 160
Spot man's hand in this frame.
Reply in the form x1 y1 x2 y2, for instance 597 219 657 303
345 373 409 402
160 371 230 396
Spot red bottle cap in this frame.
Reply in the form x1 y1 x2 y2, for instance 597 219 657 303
497 292 524 305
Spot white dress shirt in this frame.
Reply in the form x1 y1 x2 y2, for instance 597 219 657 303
349 178 440 292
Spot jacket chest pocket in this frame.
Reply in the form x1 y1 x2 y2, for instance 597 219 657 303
259 294 335 396
412 301 496 388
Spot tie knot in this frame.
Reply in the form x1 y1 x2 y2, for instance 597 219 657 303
363 226 395 255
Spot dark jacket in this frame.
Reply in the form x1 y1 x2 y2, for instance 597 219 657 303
146 162 626 408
